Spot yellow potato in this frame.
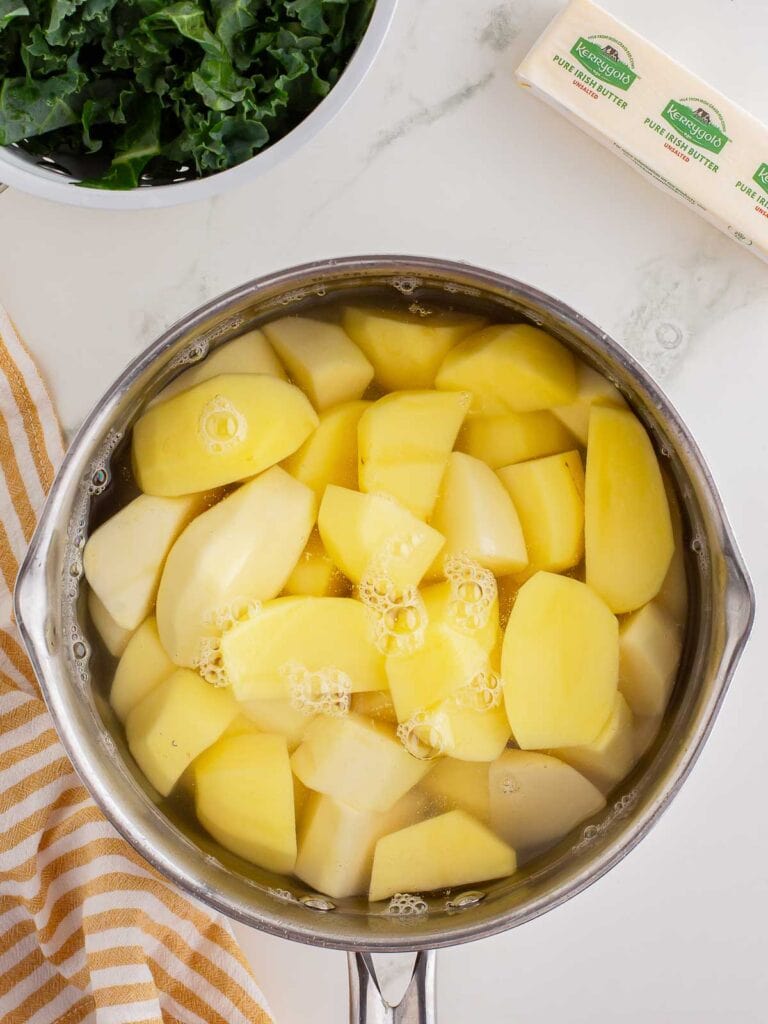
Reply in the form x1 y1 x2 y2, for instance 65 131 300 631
619 601 682 717
435 324 577 414
84 491 212 631
88 590 134 658
342 306 485 390
194 733 296 873
156 467 315 666
283 400 369 500
284 530 349 598
318 485 444 591
497 451 585 574
357 390 470 520
132 374 318 495
222 596 387 701
291 714 430 813
295 791 420 899
351 690 398 724
238 698 313 752
428 452 528 576
421 578 500 655
553 693 636 793
552 363 626 444
369 810 516 902
439 696 511 762
458 409 576 468
263 316 373 411
155 330 286 404
126 668 237 796
420 760 491 824
489 750 605 852
502 572 618 749
222 714 261 738
585 406 674 613
110 617 175 722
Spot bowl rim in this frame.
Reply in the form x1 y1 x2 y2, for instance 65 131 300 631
0 0 397 210
14 255 755 952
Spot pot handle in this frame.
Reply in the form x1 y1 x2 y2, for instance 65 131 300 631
348 951 436 1023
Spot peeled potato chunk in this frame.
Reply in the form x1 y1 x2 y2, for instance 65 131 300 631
318 485 444 591
420 760 491 824
498 451 585 574
222 596 387 701
156 467 315 667
238 698 313 752
553 693 636 793
619 601 682 717
284 530 349 598
291 714 430 813
435 324 577 414
352 690 398 724
489 750 606 852
295 791 420 899
428 452 528 576
88 590 134 658
585 406 674 614
342 306 485 391
552 363 626 444
263 316 373 411
502 572 618 749
421 577 500 655
132 374 318 495
283 400 369 500
369 810 516 902
195 733 296 873
84 491 211 631
126 668 237 797
458 410 576 468
156 330 285 403
439 695 511 762
110 617 175 722
358 390 470 520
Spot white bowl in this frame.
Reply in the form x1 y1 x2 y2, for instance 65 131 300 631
0 0 396 210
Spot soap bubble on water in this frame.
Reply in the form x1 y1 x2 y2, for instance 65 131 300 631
386 893 428 916
397 709 451 760
204 597 261 633
444 553 496 632
359 568 427 656
194 636 229 687
197 395 247 454
284 662 352 717
454 669 502 712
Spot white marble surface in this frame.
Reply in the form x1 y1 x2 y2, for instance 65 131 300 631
2 0 768 1020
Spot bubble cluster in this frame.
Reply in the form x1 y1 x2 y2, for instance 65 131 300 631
204 598 262 633
454 669 502 712
194 636 228 687
283 662 352 717
386 893 428 916
397 709 451 760
408 301 433 318
444 554 497 632
197 395 247 454
359 567 427 656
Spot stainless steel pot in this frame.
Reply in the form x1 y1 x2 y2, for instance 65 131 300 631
14 256 754 1022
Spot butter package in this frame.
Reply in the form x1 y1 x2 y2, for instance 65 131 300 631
516 0 768 263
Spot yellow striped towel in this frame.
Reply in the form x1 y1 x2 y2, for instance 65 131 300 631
0 309 273 1024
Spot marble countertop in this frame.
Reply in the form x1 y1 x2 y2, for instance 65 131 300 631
2 0 767 1020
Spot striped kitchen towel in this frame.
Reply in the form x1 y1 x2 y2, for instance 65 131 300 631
0 308 273 1024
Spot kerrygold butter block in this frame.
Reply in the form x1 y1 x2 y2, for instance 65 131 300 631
516 0 768 263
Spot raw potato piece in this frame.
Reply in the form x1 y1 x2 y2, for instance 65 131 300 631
222 596 387 700
284 530 348 598
420 760 491 824
194 733 296 873
498 451 585 573
439 697 512 762
421 580 500 655
84 492 212 631
155 330 286 403
502 573 618 749
369 810 516 902
110 617 175 722
552 363 626 444
126 669 237 796
435 324 577 414
428 452 528 576
283 400 369 500
238 699 313 752
553 693 636 793
88 590 134 657
291 714 430 813
295 791 420 898
263 317 374 411
358 391 470 520
132 374 318 495
318 486 444 591
352 690 398 724
342 306 485 390
156 467 315 666
585 406 674 614
458 410 576 468
619 601 682 717
489 750 606 852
